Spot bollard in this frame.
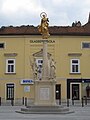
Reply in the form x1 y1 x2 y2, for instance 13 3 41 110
67 99 69 107
0 97 1 106
22 97 24 105
11 99 14 106
82 97 84 107
72 99 74 105
25 97 27 106
85 97 87 105
59 99 61 105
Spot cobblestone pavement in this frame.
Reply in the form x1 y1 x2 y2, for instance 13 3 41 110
0 106 90 120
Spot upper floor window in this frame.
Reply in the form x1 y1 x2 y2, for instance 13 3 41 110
70 59 80 73
82 42 90 49
0 43 5 49
6 59 15 73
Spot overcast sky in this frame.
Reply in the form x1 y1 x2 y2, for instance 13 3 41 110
0 0 90 27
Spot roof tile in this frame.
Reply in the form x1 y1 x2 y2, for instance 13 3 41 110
0 22 90 36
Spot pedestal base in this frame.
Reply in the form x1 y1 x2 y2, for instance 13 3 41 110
16 80 74 114
16 105 74 114
34 80 56 106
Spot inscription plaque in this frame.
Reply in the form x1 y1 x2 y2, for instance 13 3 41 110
40 87 50 100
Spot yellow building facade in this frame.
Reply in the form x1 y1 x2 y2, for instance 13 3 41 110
0 17 90 104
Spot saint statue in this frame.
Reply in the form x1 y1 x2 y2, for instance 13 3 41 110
50 59 56 79
38 12 50 39
30 59 38 80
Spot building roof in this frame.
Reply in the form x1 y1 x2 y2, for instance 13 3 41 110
0 16 90 36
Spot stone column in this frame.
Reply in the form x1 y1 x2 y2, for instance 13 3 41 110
42 40 49 80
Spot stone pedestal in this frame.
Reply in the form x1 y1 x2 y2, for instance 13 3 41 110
34 79 56 106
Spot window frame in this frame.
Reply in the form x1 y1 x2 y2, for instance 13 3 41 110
70 59 80 73
6 59 16 74
6 83 14 100
0 42 5 49
82 42 90 49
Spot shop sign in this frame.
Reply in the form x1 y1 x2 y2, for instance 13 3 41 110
21 79 34 84
82 79 90 83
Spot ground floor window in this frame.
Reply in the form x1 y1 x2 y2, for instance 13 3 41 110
86 84 90 97
6 84 14 100
55 84 61 100
72 84 80 100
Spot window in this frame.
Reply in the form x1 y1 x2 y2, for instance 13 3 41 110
6 59 15 73
6 84 14 100
36 59 43 80
36 59 43 67
70 59 80 73
72 84 80 100
56 84 61 100
0 43 5 49
82 42 90 48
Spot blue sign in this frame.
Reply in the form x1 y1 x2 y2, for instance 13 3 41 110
82 79 90 83
21 79 34 84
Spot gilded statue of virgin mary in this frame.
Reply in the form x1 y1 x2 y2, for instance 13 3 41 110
38 12 50 39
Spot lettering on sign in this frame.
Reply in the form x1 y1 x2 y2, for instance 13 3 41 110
30 40 55 43
21 79 34 84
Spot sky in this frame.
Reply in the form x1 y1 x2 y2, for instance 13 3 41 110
0 0 90 27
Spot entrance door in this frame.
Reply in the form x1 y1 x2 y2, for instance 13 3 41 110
56 84 61 101
72 84 79 100
6 84 14 100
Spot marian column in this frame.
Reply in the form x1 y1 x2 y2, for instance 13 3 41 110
18 12 72 114
38 12 50 80
34 12 56 106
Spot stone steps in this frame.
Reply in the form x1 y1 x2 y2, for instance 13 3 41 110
16 105 74 114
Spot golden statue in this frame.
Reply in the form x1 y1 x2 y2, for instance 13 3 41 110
38 12 50 39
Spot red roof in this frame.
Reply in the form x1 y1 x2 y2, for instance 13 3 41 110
0 22 90 36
